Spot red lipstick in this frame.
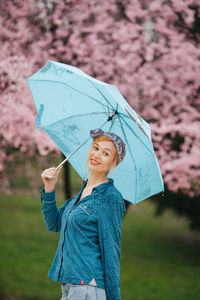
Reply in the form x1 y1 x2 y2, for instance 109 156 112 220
90 158 100 166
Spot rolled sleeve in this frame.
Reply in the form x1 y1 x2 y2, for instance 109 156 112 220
98 192 125 300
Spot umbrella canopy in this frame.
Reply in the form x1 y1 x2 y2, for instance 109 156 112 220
27 60 164 204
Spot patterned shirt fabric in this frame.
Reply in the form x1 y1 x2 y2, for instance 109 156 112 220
40 178 126 300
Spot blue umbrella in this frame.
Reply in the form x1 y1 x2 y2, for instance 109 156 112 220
27 60 164 204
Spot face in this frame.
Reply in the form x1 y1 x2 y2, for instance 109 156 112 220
87 140 117 175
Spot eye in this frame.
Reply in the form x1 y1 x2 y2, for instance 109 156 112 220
93 145 99 151
104 152 109 156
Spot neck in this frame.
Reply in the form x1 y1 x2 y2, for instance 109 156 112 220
86 170 108 188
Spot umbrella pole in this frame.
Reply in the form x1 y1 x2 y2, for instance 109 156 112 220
56 154 71 170
56 136 91 170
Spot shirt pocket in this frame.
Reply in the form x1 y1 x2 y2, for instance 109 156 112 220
72 201 97 225
79 204 93 216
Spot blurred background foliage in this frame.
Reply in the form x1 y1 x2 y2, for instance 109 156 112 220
0 0 200 298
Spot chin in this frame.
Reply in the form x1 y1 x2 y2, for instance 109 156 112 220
88 164 100 171
87 163 104 173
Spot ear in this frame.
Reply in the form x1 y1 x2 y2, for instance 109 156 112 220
110 158 117 170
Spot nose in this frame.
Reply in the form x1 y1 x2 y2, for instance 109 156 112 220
93 151 101 160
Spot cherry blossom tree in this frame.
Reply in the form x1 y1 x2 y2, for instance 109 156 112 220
0 0 200 226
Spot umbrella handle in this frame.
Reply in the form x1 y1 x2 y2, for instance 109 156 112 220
56 155 69 170
56 136 91 171
46 155 70 181
46 157 68 180
48 136 91 179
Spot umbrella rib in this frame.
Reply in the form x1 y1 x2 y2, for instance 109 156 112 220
118 113 153 153
43 111 110 129
119 112 150 139
108 120 114 132
116 113 138 201
63 81 114 113
62 81 110 110
86 79 115 114
32 79 110 111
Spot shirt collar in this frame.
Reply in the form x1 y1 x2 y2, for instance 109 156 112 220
83 178 114 194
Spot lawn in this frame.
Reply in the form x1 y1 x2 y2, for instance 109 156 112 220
0 192 200 300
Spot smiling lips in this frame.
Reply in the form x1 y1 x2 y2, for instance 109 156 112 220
90 158 100 166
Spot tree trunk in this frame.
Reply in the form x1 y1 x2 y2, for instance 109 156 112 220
62 153 71 199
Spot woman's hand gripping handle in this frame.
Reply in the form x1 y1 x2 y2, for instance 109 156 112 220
41 166 63 193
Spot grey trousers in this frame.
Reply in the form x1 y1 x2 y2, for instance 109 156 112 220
61 283 107 300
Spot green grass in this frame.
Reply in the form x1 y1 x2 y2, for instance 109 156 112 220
121 204 200 300
0 193 200 300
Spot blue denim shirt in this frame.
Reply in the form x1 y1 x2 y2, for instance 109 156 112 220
40 178 126 300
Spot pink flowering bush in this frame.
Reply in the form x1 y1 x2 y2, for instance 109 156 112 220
0 0 200 201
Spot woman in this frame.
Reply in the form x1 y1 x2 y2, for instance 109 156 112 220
41 128 126 300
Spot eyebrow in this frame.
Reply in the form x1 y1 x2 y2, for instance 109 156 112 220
94 143 112 153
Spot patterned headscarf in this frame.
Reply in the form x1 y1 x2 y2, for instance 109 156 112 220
90 128 126 164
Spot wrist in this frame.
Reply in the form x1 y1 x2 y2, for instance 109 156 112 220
44 187 55 193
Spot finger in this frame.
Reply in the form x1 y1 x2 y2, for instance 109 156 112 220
48 170 57 177
41 167 57 179
43 167 56 174
42 172 55 179
56 166 63 174
47 168 57 175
